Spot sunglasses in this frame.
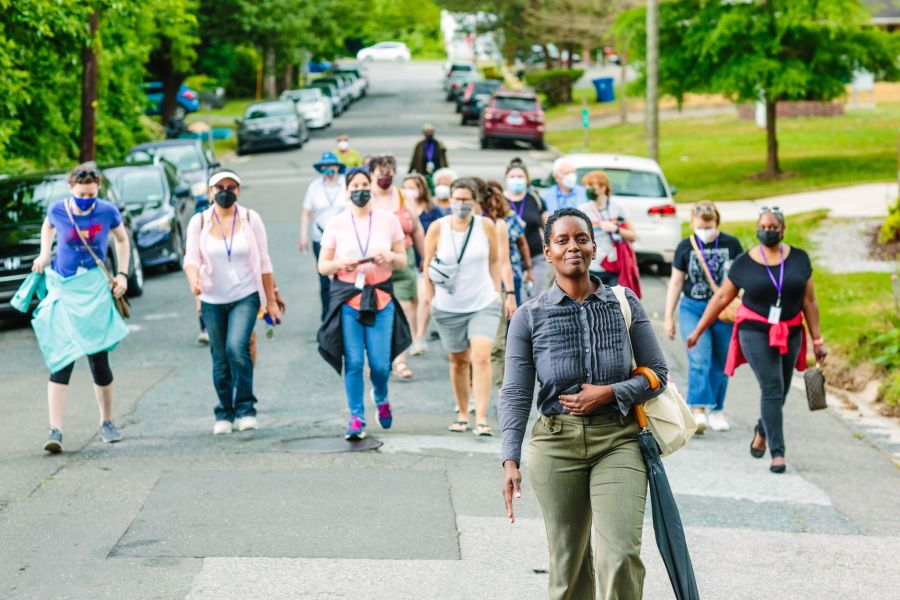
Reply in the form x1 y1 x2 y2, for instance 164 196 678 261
75 168 99 179
759 205 782 214
213 184 239 192
693 205 715 215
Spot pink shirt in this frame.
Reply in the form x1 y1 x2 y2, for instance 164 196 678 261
320 207 404 310
184 205 274 308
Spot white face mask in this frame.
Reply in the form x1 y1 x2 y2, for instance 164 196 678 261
694 228 717 244
337 140 349 151
434 185 451 200
561 173 577 190
506 177 527 194
403 188 420 202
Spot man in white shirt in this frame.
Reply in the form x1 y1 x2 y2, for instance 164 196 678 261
299 151 347 320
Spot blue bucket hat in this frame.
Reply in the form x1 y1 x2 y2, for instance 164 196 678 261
314 151 346 174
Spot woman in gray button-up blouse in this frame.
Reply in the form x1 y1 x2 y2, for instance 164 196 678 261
499 207 668 600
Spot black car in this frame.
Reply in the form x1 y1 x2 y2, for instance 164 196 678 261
103 159 195 271
459 80 503 125
126 139 220 211
0 172 144 317
236 101 307 155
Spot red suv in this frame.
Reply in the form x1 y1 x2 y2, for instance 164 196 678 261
479 91 545 149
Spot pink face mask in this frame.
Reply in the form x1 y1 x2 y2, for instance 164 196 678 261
403 188 420 202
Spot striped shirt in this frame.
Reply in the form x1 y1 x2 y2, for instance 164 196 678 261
499 278 668 465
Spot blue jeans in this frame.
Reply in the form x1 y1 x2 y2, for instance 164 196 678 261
341 301 395 422
312 241 331 321
679 296 732 411
201 293 260 421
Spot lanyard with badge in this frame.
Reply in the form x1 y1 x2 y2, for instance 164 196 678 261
351 212 373 289
69 197 95 275
424 141 436 173
317 180 340 233
761 244 785 324
697 234 720 282
213 208 241 286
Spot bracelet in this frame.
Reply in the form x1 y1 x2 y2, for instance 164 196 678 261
812 338 825 346
116 271 128 278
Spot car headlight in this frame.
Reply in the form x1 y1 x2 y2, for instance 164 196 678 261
191 182 208 197
140 215 171 233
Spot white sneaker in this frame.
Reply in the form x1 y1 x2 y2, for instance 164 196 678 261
213 420 232 435
197 331 209 345
708 412 730 432
236 416 258 431
693 411 708 435
409 340 428 356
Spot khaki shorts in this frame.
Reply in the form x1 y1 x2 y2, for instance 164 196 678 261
431 300 501 354
391 247 418 302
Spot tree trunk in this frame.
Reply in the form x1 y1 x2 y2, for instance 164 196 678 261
284 63 295 92
619 51 628 125
541 44 553 70
765 99 781 177
645 0 660 161
79 12 99 163
264 46 277 99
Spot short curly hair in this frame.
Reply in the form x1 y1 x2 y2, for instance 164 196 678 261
543 207 595 245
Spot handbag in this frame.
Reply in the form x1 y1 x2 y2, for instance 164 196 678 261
611 285 697 456
804 366 827 411
65 200 130 319
428 217 474 295
688 234 740 323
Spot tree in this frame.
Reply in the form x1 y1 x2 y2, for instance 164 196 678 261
146 0 200 123
617 0 900 177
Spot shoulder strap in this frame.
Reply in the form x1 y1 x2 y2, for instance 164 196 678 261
456 217 476 264
64 200 115 284
610 285 636 370
688 234 719 291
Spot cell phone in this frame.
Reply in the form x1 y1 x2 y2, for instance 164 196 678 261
356 256 375 264
560 384 581 396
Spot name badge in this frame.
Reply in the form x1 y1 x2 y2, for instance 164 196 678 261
354 271 366 290
767 305 782 324
426 161 435 173
76 266 88 275
228 269 240 286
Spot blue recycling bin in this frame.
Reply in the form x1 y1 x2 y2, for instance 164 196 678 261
592 77 616 103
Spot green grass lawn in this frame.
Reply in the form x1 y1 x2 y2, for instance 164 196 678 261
548 104 900 203
189 98 257 126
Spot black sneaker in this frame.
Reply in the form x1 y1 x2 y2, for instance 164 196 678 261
43 428 63 454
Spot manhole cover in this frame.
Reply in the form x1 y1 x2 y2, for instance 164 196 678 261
274 436 382 453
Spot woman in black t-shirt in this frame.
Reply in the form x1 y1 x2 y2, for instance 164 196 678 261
664 202 743 434
686 209 827 474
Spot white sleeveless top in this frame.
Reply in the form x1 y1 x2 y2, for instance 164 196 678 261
433 215 498 313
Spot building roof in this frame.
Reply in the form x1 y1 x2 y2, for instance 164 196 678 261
865 0 900 22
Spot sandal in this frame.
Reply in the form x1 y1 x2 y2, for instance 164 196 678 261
448 420 468 433
473 423 493 437
392 360 413 380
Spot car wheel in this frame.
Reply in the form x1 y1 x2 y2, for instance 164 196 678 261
657 262 672 277
461 115 468 126
480 136 489 149
455 104 461 114
167 228 185 272
127 241 144 297
534 139 546 150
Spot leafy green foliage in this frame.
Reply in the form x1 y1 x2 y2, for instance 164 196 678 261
525 69 585 106
878 197 900 245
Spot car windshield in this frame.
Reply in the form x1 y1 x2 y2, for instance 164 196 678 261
0 178 69 227
450 64 474 72
474 82 500 94
285 90 320 103
106 169 165 205
312 84 334 96
246 103 295 119
494 97 537 112
139 146 203 172
577 168 668 198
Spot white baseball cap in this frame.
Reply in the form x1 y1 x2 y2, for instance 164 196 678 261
208 170 242 188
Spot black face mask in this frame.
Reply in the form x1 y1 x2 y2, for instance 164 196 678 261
757 229 782 248
350 189 371 207
214 190 238 209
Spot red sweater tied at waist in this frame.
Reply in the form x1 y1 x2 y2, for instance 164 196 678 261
724 303 807 377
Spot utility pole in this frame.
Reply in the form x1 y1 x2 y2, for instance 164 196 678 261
646 0 659 161
79 11 99 163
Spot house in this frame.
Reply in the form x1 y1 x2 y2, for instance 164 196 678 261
866 0 900 31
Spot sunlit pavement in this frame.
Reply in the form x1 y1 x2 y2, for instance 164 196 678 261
0 62 897 600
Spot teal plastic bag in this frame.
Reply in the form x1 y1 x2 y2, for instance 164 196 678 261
11 272 46 313
31 268 129 373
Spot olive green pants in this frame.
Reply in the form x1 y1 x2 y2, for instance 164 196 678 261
528 413 648 600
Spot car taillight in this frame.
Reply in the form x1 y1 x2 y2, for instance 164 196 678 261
648 204 677 217
526 113 544 123
183 90 196 101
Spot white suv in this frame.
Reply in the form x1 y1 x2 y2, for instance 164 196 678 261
357 42 411 63
564 154 681 274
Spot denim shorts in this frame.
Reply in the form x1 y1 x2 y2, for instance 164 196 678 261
431 299 501 353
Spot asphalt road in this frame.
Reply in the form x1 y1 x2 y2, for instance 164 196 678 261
0 62 898 600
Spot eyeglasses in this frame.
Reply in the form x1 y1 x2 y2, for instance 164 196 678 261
693 205 715 215
74 168 99 179
759 205 782 214
213 184 239 192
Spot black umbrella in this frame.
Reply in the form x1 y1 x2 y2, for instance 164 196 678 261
633 371 700 600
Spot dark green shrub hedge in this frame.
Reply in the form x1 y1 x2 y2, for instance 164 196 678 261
524 69 584 107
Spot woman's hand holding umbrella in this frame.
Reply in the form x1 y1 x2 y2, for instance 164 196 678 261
502 460 522 523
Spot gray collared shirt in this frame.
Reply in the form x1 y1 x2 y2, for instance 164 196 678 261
499 279 668 465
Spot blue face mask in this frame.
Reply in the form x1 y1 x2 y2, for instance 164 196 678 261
506 177 527 194
73 196 97 211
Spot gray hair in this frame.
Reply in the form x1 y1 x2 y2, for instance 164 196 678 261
552 157 574 177
433 167 457 184
758 207 786 228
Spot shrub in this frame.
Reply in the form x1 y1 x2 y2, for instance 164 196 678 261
524 69 585 107
878 372 900 407
481 66 504 81
878 196 900 244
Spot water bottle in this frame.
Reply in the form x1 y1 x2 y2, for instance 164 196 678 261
264 313 276 339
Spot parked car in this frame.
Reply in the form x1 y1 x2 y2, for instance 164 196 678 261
103 160 195 271
309 81 343 116
459 79 503 124
126 139 220 211
548 154 680 273
443 62 476 91
235 100 306 155
0 171 144 317
446 71 479 101
281 88 333 129
333 64 368 97
357 41 411 63
142 82 200 120
479 91 545 149
313 76 352 111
